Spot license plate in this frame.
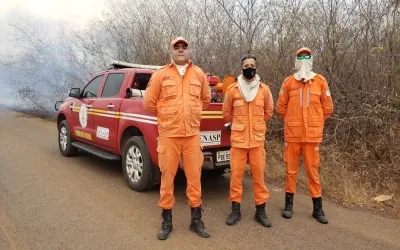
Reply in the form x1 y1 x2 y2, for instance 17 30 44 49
200 131 221 146
216 150 230 162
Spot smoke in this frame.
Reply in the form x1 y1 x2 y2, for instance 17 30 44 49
0 3 108 111
0 64 15 105
0 10 102 111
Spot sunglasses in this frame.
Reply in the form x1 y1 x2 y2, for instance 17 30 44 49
297 55 311 60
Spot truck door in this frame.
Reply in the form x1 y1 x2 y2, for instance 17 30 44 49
91 72 125 150
70 74 105 143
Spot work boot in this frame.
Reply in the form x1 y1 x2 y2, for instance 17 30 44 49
157 209 173 240
226 201 242 226
254 203 272 228
282 192 294 219
189 206 211 238
312 197 329 224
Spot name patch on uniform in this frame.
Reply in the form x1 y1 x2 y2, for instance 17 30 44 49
163 76 175 81
200 131 221 146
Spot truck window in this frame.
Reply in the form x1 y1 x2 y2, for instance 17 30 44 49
82 75 104 98
132 73 152 90
101 73 126 97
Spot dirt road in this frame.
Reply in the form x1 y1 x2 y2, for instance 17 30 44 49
0 107 399 250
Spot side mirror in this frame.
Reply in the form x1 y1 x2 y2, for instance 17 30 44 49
125 88 131 98
69 88 81 98
54 101 63 111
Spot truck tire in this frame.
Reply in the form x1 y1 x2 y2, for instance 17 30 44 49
58 120 78 157
122 136 153 192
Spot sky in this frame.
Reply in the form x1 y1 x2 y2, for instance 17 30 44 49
0 0 108 105
0 0 107 26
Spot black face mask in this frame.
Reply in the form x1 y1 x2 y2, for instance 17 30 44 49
242 67 256 79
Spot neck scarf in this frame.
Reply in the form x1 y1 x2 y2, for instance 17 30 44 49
237 74 261 102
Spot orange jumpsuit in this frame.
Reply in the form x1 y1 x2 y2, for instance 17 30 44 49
222 82 274 205
143 61 211 209
276 74 333 197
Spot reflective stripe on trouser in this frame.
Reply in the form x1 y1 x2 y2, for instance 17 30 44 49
157 135 203 209
283 142 321 198
228 146 270 205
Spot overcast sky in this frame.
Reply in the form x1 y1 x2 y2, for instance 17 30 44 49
0 0 108 104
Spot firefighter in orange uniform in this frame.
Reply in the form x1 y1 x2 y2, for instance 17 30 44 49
222 54 274 227
143 37 211 240
276 47 334 224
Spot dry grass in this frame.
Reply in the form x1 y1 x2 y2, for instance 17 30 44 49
14 113 33 118
264 140 400 218
7 106 57 121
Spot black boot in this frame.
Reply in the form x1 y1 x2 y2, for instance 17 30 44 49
282 192 294 219
312 197 328 224
254 203 272 228
226 202 242 226
157 209 173 240
190 206 211 238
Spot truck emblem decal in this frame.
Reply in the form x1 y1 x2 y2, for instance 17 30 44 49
79 104 88 128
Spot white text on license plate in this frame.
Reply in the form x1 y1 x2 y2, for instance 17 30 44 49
216 150 230 162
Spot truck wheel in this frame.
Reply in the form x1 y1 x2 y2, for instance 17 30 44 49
122 136 153 192
58 120 78 157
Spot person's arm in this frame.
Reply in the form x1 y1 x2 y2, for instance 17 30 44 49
200 72 211 110
222 88 233 122
276 79 289 119
264 86 274 121
320 77 334 120
143 73 161 113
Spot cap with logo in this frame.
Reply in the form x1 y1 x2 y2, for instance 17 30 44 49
170 37 189 49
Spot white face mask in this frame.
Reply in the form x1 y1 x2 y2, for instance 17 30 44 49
294 56 316 82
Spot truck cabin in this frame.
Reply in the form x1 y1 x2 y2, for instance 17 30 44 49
108 60 158 98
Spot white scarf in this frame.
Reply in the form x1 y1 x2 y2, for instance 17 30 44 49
237 74 261 102
294 56 316 82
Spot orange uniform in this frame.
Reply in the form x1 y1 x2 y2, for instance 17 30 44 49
222 82 274 205
143 61 211 209
276 74 333 197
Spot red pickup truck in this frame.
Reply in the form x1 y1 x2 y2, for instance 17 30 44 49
56 61 231 191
